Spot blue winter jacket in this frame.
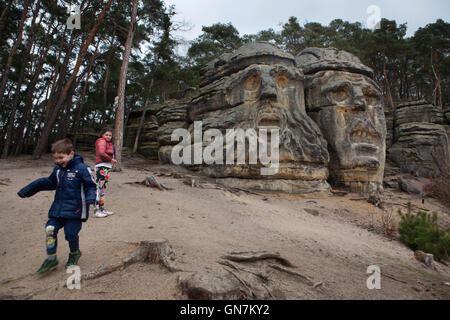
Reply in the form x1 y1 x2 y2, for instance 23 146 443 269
17 154 97 221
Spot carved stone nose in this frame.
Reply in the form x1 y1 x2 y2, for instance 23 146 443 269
353 88 367 111
260 77 278 100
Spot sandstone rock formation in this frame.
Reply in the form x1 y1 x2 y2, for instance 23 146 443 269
297 47 387 194
125 104 163 159
387 100 449 178
127 44 425 194
182 42 331 194
384 110 395 149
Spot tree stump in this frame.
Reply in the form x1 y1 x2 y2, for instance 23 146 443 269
178 271 244 300
143 176 170 190
414 250 435 269
136 239 181 272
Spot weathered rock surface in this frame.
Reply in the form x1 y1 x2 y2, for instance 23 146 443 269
398 176 421 194
444 106 450 123
388 122 449 177
394 101 445 139
125 104 165 159
298 47 386 194
157 121 189 146
385 111 395 149
295 47 373 77
156 103 189 126
387 100 449 178
200 41 296 87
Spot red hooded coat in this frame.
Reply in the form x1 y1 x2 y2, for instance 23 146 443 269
95 137 114 165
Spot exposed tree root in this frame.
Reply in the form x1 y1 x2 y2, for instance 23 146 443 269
221 251 296 268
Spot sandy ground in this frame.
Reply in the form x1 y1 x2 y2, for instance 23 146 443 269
0 150 449 300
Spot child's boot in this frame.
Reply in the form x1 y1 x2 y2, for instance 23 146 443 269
65 249 82 268
37 256 59 274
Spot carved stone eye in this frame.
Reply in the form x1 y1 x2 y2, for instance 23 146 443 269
331 85 350 102
363 89 380 106
276 74 289 88
245 74 260 91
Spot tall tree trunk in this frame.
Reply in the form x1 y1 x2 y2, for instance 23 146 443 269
0 0 13 35
14 19 57 155
1 0 41 158
0 0 30 103
383 52 395 111
57 80 77 140
114 0 138 171
100 27 116 125
45 28 74 119
133 78 154 153
431 49 443 109
33 0 113 159
73 36 102 146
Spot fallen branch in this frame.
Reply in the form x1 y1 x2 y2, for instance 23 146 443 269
221 251 296 268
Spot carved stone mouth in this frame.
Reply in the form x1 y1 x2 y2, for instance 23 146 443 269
352 155 381 169
258 114 281 128
353 143 379 155
350 128 378 142
349 123 381 154
257 105 283 128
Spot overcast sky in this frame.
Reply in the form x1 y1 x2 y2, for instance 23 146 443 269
165 0 450 43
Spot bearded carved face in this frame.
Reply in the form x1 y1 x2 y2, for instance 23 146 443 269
189 63 329 181
305 70 386 192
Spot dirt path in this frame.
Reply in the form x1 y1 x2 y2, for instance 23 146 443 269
0 151 449 300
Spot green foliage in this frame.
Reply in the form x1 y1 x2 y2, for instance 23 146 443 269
398 204 450 261
188 22 242 66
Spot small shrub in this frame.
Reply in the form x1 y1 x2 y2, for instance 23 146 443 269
381 209 397 240
398 203 450 261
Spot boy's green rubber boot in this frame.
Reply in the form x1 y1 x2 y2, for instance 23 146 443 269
37 257 59 274
65 250 82 268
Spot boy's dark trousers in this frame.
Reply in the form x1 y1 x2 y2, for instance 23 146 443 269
45 218 82 255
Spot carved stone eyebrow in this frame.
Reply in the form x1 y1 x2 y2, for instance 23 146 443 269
362 85 382 96
320 80 353 93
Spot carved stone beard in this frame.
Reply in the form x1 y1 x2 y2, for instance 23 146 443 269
305 71 386 193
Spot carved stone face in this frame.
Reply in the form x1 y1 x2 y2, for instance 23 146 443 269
189 63 330 182
305 70 386 192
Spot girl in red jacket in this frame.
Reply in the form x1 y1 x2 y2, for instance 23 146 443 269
94 128 117 218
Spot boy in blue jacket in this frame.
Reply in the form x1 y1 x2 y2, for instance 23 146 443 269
18 139 97 274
